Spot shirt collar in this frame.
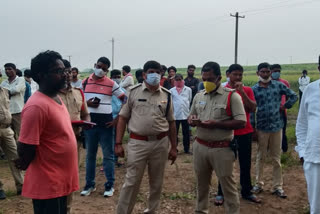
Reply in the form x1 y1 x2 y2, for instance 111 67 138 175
204 84 224 95
89 73 106 82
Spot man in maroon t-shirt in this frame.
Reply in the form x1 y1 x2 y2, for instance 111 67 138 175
215 64 261 205
271 64 290 152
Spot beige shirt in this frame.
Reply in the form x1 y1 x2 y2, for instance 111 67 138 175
119 82 175 136
0 76 26 114
0 87 12 125
58 87 89 136
190 85 246 141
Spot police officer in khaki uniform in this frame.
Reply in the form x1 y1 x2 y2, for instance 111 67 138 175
188 62 246 214
115 60 177 214
58 60 90 214
0 86 24 199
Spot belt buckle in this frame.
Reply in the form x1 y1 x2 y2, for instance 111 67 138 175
147 135 157 141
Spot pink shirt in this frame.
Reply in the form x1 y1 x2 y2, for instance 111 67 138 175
19 91 79 199
277 78 290 115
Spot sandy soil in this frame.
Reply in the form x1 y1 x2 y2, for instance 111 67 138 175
0 140 309 214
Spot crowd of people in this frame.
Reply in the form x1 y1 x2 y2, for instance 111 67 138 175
0 50 319 214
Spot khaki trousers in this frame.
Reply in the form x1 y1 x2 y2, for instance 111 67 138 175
116 137 169 214
67 141 82 214
0 127 24 192
255 130 283 191
193 141 239 214
11 113 21 142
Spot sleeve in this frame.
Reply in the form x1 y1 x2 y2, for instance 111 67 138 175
280 83 298 109
166 94 175 122
112 82 125 98
18 105 47 145
295 87 308 158
230 92 247 122
119 76 133 89
79 89 89 116
188 88 192 103
246 87 256 102
119 90 133 119
298 77 301 85
189 93 199 116
10 77 26 95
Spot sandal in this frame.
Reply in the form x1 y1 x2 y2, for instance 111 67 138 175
243 194 262 203
214 195 224 206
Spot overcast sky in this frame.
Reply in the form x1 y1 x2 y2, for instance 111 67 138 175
1 0 319 70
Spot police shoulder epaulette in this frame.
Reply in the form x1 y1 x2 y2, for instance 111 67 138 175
223 87 235 92
129 83 142 91
160 86 171 94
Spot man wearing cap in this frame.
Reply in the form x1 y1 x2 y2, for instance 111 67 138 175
189 61 246 214
115 60 177 214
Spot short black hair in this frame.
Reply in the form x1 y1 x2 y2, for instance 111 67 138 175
228 64 243 73
161 65 167 72
97 57 111 68
24 69 32 78
62 59 71 69
187 64 196 70
110 69 121 77
167 66 177 73
302 69 308 74
16 69 22 77
71 67 79 73
318 55 320 65
30 50 63 84
135 69 143 82
122 65 131 73
257 62 270 71
4 63 16 70
175 73 183 79
201 61 221 76
143 61 161 73
270 64 281 70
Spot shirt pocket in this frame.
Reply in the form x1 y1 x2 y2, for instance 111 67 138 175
195 101 207 119
211 104 227 120
155 102 167 117
135 102 149 116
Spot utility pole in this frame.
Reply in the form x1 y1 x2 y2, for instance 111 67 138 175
67 55 72 64
230 12 245 64
111 37 115 70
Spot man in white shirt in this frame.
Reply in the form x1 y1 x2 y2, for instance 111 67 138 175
295 62 320 214
298 69 310 105
0 63 26 141
71 67 82 88
24 69 39 95
120 65 134 90
170 74 192 154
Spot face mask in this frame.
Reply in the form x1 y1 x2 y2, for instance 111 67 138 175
112 78 121 85
271 72 280 80
203 81 217 93
174 80 184 88
226 77 230 82
259 76 272 83
145 73 161 86
94 68 106 77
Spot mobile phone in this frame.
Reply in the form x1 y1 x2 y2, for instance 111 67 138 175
92 97 101 103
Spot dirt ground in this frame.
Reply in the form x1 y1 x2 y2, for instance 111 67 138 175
0 140 309 214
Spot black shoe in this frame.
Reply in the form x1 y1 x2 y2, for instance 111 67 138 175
272 189 287 199
17 190 22 195
0 190 6 200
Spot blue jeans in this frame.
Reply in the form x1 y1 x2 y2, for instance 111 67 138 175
84 126 114 190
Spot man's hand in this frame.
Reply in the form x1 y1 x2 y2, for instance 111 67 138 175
252 129 258 142
115 144 124 158
188 115 201 127
200 120 216 129
87 98 100 108
168 147 177 165
234 82 244 93
106 118 118 128
300 157 304 165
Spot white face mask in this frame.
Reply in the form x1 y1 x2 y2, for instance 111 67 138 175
259 76 271 83
145 73 161 86
94 68 106 77
112 78 121 85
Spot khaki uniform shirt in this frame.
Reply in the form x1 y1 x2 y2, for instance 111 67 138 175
190 85 246 141
119 82 175 136
58 87 89 136
0 87 12 126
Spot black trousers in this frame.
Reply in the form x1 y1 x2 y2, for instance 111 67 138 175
33 196 67 214
281 112 288 152
218 133 253 197
175 120 190 153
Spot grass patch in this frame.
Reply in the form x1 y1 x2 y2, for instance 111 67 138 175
162 192 195 200
96 157 103 166
281 151 300 169
5 189 17 197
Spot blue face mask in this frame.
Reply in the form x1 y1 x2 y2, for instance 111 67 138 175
145 73 161 86
271 72 280 80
